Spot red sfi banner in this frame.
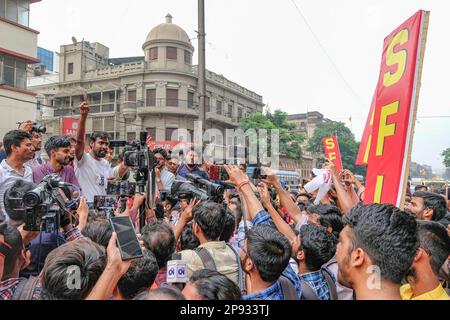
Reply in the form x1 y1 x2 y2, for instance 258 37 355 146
364 10 429 207
62 117 79 137
322 136 343 173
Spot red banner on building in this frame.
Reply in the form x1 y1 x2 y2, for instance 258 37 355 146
62 117 79 137
322 136 343 173
364 10 429 207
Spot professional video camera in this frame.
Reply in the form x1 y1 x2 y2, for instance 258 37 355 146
171 173 224 203
109 132 158 229
23 174 78 232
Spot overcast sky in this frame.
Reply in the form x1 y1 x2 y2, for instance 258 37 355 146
30 0 450 171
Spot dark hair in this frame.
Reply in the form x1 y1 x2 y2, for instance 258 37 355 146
90 131 110 143
417 220 450 276
180 222 200 250
298 224 338 271
415 185 428 192
412 191 447 221
220 211 236 242
4 179 36 222
0 223 23 279
81 220 113 247
308 204 343 238
141 221 176 268
297 193 312 200
193 201 226 241
153 147 168 160
246 225 292 282
41 239 106 300
3 130 31 157
44 135 71 156
343 204 419 284
189 269 241 300
144 287 186 300
117 251 159 299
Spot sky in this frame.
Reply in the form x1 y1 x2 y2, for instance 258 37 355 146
29 0 450 172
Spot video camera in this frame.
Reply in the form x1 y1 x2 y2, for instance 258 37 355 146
109 132 158 229
23 174 78 232
171 173 224 203
16 122 47 134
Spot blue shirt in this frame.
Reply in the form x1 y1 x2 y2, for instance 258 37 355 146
298 269 336 300
176 164 209 180
242 210 302 300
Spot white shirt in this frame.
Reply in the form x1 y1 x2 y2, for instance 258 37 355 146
75 153 111 202
160 167 175 190
0 160 33 223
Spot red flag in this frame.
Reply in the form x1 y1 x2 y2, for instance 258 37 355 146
355 93 376 166
322 136 343 173
364 10 429 207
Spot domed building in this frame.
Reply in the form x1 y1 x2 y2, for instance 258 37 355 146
29 14 264 157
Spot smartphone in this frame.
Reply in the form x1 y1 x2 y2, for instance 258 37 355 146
109 216 143 260
93 195 119 211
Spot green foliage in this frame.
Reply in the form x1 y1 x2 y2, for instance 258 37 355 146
239 109 305 160
442 148 450 168
307 121 366 176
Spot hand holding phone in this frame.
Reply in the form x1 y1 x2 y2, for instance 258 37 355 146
108 216 143 260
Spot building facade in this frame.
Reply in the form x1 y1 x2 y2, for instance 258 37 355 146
286 111 330 179
0 0 40 137
29 14 264 159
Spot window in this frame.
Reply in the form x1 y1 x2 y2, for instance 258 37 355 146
147 127 156 140
89 93 101 105
227 105 233 118
205 96 210 112
216 100 222 115
17 0 29 25
0 0 5 18
68 63 74 74
166 128 178 141
184 50 192 64
127 90 136 102
166 88 178 107
166 47 177 60
238 108 243 121
149 47 158 60
188 92 194 108
146 89 156 106
5 0 17 22
0 54 27 89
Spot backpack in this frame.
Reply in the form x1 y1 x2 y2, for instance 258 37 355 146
300 269 338 300
194 244 246 294
12 276 40 300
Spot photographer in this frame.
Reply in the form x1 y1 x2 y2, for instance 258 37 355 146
153 147 175 190
0 130 34 223
74 101 112 202
111 146 136 183
33 136 79 187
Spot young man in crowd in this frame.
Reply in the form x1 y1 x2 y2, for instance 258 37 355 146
405 190 447 222
176 147 208 180
32 135 79 187
74 101 112 203
0 130 34 223
336 204 419 299
167 156 180 175
141 221 176 288
153 147 175 190
17 121 44 168
401 221 450 300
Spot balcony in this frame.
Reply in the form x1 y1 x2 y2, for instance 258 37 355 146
206 112 239 127
122 101 138 120
137 99 198 118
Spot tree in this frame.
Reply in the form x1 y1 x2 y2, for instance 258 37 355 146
442 148 450 168
239 109 305 160
307 121 365 176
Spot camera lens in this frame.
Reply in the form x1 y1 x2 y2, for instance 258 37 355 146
23 192 40 207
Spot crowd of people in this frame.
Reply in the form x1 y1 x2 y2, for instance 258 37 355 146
0 100 449 301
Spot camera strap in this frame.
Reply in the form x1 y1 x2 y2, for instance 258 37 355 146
0 239 12 258
12 276 40 300
194 247 217 271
